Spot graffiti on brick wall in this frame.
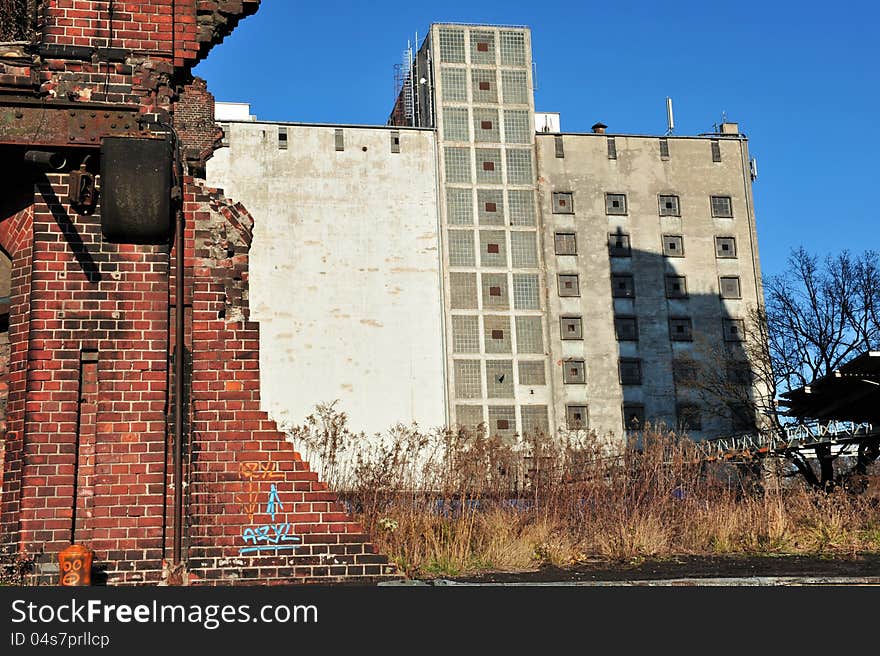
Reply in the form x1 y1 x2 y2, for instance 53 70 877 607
236 460 300 555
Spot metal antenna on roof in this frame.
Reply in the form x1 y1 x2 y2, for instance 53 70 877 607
665 97 675 135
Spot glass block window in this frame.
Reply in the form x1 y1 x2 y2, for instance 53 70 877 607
665 275 688 299
501 70 529 104
659 194 680 216
486 360 515 398
608 232 631 257
484 315 511 354
500 30 527 66
488 405 517 439
512 273 540 309
447 188 474 225
448 229 475 267
623 404 645 432
619 358 642 385
480 230 507 267
566 405 589 430
470 31 496 65
560 316 582 340
440 67 468 102
510 231 538 268
663 235 684 257
614 316 638 341
711 195 733 218
555 232 577 255
504 110 531 144
552 192 574 214
452 315 480 353
476 148 503 184
724 318 746 341
477 189 504 225
677 404 703 431
482 272 509 309
438 28 466 63
471 69 498 103
720 276 742 299
456 404 484 428
715 236 737 258
473 108 500 143
506 149 533 185
515 316 544 354
450 272 478 309
558 274 580 297
445 147 472 183
605 193 627 215
518 361 546 386
611 274 635 298
563 359 586 384
521 405 550 436
454 359 482 398
669 317 693 341
508 190 536 226
443 107 470 142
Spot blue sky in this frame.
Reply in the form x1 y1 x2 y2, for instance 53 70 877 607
194 1 879 279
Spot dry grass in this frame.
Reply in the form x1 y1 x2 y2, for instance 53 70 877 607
283 404 880 578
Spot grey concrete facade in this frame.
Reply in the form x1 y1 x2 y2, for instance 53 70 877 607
207 22 764 443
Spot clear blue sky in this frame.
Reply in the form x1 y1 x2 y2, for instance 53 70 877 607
194 0 879 279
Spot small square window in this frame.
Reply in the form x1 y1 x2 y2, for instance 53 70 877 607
558 274 580 297
563 359 586 384
518 361 546 386
665 275 688 299
677 404 703 431
659 195 680 217
605 193 627 215
663 235 684 257
715 236 737 258
567 405 589 430
623 403 645 432
724 318 745 341
560 316 583 340
481 120 493 130
490 286 501 296
612 274 635 298
482 273 508 308
483 161 495 171
727 362 753 385
619 358 642 385
608 232 631 257
607 137 617 160
479 81 491 91
555 232 577 255
487 243 500 254
720 276 742 299
484 315 511 354
552 192 574 214
669 317 693 341
673 359 698 385
477 42 489 52
614 316 638 342
711 196 733 218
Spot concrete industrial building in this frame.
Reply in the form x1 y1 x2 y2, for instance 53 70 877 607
207 23 763 441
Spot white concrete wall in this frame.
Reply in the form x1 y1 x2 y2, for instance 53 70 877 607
207 123 446 434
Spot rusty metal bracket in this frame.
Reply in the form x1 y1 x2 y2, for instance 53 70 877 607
0 96 153 148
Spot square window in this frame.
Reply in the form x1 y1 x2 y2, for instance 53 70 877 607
558 274 580 297
440 68 468 102
438 28 466 63
612 274 635 298
724 318 745 341
479 229 505 268
482 273 508 309
552 192 574 214
477 189 504 225
447 188 474 225
454 359 482 398
673 359 698 385
563 359 586 384
727 362 753 385
484 315 511 354
486 360 514 398
567 405 589 430
444 147 472 183
472 69 498 103
677 404 703 431
518 361 546 386
501 70 529 104
471 31 496 64
614 316 638 341
715 236 737 258
555 232 577 255
456 404 484 429
476 148 502 183
608 232 631 257
663 235 684 257
659 195 680 216
521 405 550 436
720 276 742 299
665 275 688 299
504 110 531 144
711 195 733 218
499 30 527 66
452 315 480 353
487 243 500 254
443 107 470 141
505 149 533 184
605 193 628 215
488 406 516 439
508 190 536 226
669 317 693 341
619 359 642 385
473 108 500 143
515 316 544 354
447 229 475 267
512 274 540 309
450 272 478 309
510 231 538 268
560 316 583 340
623 404 645 432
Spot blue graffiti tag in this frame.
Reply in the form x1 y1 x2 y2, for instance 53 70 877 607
266 483 283 521
239 522 301 555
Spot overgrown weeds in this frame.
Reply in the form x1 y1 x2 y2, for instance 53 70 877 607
283 403 880 578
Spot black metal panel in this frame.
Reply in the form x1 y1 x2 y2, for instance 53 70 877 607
100 137 173 244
